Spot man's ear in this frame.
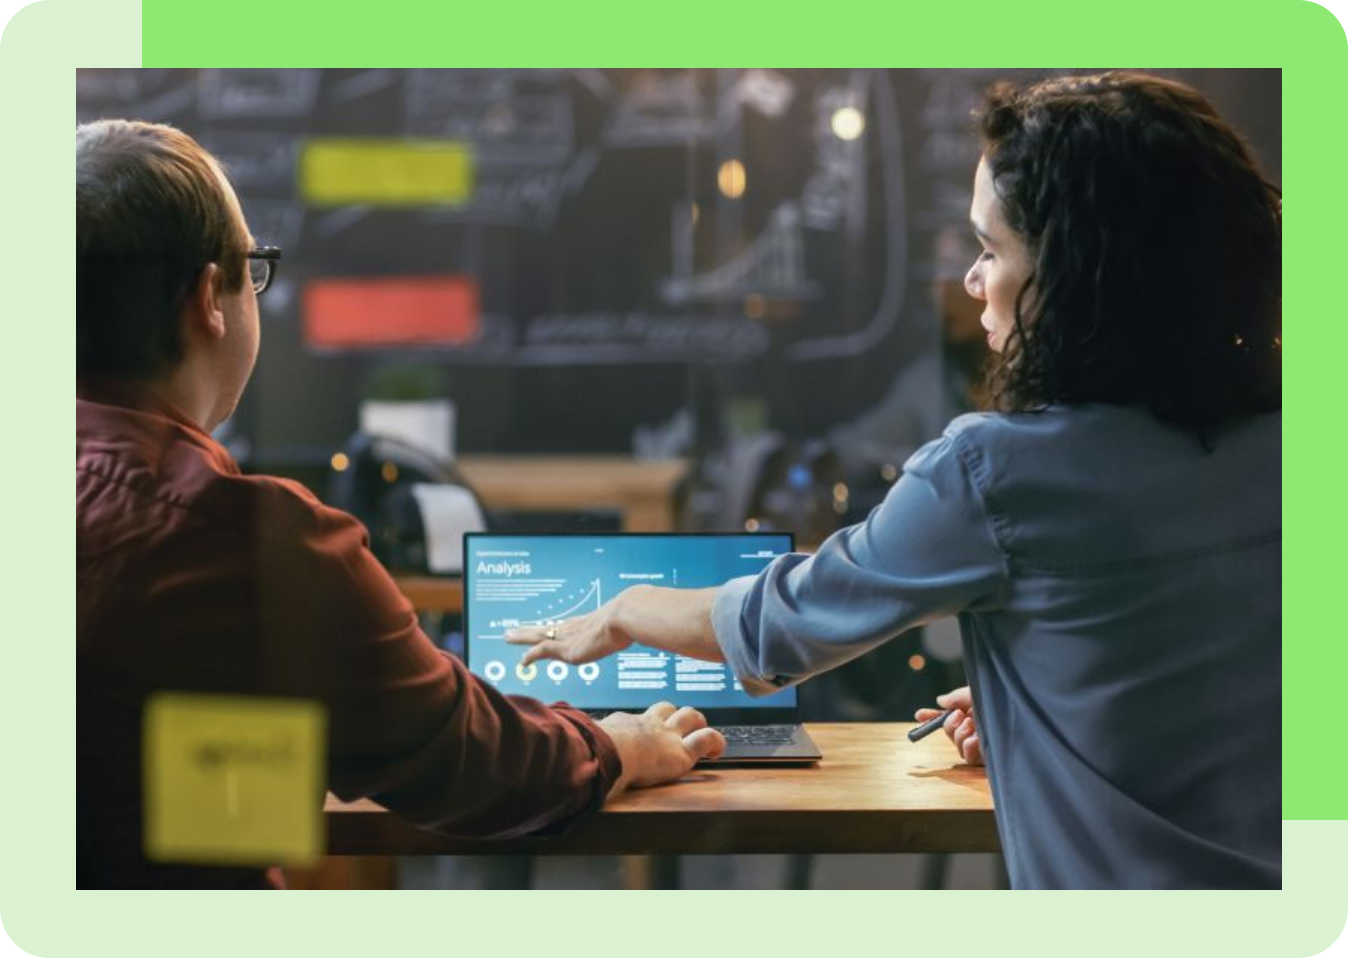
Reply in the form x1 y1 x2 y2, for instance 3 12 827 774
183 263 227 343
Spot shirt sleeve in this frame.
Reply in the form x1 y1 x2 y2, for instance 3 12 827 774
711 425 1009 696
253 482 622 839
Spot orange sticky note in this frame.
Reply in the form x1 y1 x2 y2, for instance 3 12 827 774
303 276 480 348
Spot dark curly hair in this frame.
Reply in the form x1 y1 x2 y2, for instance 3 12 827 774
976 72 1281 435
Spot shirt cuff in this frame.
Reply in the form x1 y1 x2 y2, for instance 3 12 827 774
711 575 791 697
524 705 624 839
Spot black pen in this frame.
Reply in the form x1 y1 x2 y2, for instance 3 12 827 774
907 708 954 743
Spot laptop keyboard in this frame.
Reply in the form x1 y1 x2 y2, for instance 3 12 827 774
717 724 798 745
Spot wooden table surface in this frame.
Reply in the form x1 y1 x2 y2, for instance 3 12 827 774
324 723 998 856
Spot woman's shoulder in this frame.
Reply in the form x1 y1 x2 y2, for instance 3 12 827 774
926 405 1280 571
944 403 1128 438
945 403 1278 443
914 404 1278 487
935 404 1274 491
939 403 1251 455
932 408 1083 472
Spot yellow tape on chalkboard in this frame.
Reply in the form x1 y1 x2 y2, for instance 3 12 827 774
300 138 474 206
143 693 326 867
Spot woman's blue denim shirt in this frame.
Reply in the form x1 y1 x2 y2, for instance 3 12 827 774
712 404 1280 889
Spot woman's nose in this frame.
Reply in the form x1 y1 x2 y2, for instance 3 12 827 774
965 263 985 301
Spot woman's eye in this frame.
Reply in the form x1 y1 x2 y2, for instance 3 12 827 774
977 250 994 263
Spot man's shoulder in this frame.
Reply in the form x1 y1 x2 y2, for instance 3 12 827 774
184 466 352 553
77 405 334 541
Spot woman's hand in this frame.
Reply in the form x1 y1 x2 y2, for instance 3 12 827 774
915 686 983 766
505 585 724 667
505 597 634 666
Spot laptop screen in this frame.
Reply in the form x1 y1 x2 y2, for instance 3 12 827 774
464 533 796 711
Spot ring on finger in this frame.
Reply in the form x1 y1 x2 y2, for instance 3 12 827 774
545 626 557 640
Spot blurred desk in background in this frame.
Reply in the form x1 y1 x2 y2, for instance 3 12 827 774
457 456 687 533
393 457 688 606
394 575 462 613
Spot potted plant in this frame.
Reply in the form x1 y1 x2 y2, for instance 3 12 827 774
358 362 455 462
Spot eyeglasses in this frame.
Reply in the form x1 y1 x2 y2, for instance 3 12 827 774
247 246 283 295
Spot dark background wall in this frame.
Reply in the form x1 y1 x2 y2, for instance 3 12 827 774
76 69 1282 464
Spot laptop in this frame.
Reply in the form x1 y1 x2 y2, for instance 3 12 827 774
463 532 822 764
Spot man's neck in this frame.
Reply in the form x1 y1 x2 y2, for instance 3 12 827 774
145 358 220 433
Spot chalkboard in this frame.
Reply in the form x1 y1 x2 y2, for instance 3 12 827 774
76 69 1281 457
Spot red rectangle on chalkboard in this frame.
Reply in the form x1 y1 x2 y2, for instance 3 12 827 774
303 277 480 348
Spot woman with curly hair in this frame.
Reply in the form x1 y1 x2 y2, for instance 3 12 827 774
508 72 1282 889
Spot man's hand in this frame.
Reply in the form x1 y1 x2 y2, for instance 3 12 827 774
506 597 633 667
915 686 983 766
599 702 726 797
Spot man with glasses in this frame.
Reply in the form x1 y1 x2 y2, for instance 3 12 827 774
76 120 724 888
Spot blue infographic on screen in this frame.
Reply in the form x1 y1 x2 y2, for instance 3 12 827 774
465 534 796 710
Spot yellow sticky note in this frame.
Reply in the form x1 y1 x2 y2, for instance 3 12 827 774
143 693 326 867
300 138 474 206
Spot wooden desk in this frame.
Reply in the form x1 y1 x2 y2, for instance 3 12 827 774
324 723 998 856
457 456 687 532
